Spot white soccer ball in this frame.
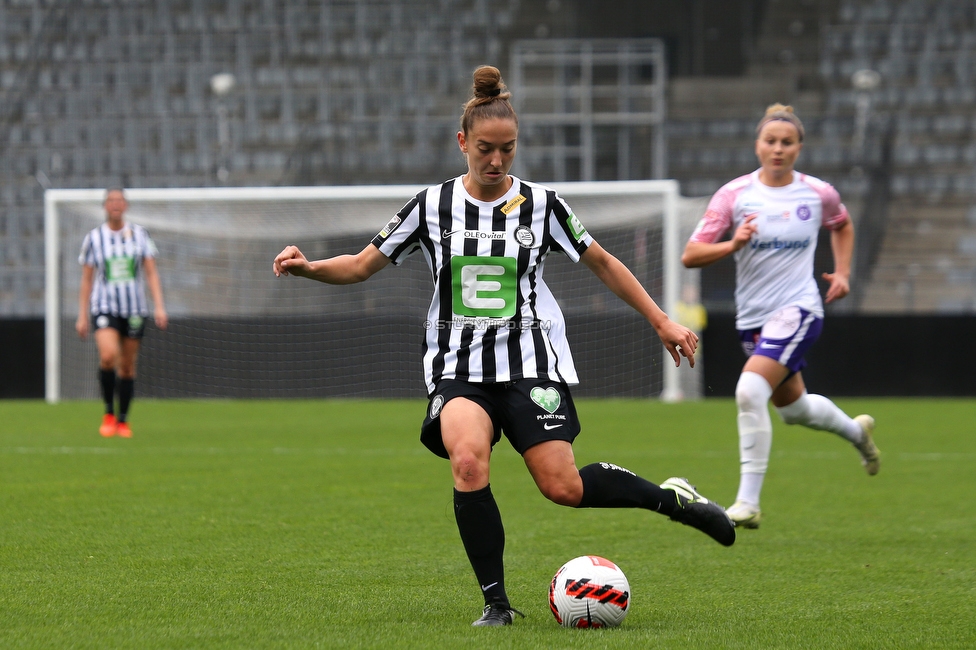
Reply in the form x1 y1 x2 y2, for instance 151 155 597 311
548 555 631 628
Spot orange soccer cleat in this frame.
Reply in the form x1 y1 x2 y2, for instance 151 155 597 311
99 414 117 437
115 422 132 438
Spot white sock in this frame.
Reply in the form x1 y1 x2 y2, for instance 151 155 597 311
735 371 773 506
736 473 765 508
775 392 863 443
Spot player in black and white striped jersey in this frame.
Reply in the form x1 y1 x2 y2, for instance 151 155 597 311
76 188 167 438
273 66 734 626
381 175 594 392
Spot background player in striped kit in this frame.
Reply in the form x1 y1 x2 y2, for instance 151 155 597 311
76 188 167 438
682 104 880 530
273 66 735 627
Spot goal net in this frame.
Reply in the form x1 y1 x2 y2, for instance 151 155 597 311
45 182 704 403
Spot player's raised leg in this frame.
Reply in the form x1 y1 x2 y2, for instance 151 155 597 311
773 378 880 476
523 443 735 547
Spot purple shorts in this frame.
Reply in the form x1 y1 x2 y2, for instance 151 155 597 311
738 306 823 374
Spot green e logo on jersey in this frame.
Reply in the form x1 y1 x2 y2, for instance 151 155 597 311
106 256 136 283
567 213 587 241
451 256 517 319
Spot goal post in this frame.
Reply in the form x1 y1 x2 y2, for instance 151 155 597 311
45 181 703 403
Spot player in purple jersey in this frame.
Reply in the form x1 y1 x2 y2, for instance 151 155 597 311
275 66 735 627
682 104 880 530
76 188 168 438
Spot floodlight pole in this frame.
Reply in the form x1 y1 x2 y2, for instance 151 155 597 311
851 69 881 162
210 73 236 184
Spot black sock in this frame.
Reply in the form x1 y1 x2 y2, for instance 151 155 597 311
576 462 677 515
454 485 508 607
99 369 116 415
118 378 134 423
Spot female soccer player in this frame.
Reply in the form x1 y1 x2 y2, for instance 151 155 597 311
76 188 167 438
274 66 734 626
682 104 880 530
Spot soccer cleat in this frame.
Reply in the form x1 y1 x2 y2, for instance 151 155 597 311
115 422 132 439
661 477 736 547
99 414 117 437
853 414 880 476
726 500 762 529
471 603 525 627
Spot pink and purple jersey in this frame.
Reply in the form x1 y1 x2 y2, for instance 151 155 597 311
688 170 849 330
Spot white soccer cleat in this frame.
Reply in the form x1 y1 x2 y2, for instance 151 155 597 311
726 500 762 529
853 414 880 476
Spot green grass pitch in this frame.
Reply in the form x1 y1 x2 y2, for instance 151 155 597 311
1 398 974 648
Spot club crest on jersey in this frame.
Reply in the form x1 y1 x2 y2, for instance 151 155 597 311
796 204 812 221
429 394 445 419
378 215 402 238
500 194 527 215
514 225 536 249
567 213 587 241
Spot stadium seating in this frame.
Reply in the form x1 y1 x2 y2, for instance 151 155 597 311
2 0 975 315
669 0 976 313
0 0 523 315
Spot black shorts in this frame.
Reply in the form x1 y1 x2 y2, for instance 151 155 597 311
420 378 581 459
93 313 147 340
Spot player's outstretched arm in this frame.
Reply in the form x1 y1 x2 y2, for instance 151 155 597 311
273 243 390 285
581 242 698 368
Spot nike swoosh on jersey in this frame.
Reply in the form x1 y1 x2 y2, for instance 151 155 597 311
442 228 462 239
543 423 563 430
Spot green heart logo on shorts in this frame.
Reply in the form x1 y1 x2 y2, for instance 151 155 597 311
530 387 561 414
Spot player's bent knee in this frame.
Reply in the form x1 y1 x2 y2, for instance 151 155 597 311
541 485 581 507
776 407 804 425
775 393 811 425
537 476 583 507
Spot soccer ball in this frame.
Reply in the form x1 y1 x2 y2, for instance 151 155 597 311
548 555 631 628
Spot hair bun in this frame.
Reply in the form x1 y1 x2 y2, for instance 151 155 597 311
459 65 517 133
764 103 793 117
473 65 505 98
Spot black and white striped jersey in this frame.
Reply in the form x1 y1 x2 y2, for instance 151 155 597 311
78 222 158 318
372 175 594 394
